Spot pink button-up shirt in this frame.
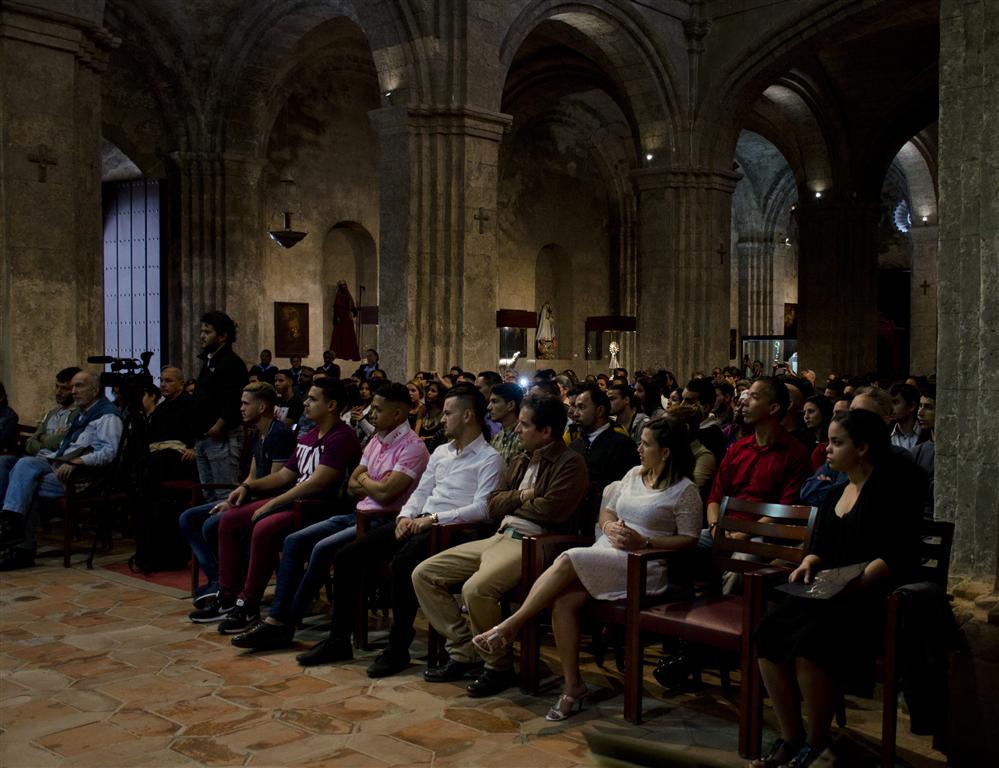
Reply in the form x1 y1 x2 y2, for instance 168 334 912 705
356 422 430 514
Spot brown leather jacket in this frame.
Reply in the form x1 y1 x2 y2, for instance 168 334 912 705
487 439 588 532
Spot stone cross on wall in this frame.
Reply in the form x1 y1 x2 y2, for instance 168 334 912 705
473 207 490 234
717 242 727 265
28 144 58 182
920 280 932 295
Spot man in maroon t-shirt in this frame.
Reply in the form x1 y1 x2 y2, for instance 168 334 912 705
705 376 812 538
193 378 360 633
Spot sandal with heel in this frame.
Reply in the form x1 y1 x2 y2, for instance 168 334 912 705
747 737 803 768
472 626 512 655
545 689 589 721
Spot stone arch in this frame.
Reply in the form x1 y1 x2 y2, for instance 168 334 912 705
499 0 680 156
535 244 574 358
211 0 430 155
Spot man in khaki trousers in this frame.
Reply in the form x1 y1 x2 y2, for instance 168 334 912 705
412 394 588 698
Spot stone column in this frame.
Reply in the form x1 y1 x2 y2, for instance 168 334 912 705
794 198 880 378
0 3 115 422
163 152 263 375
937 0 999 587
736 236 777 337
908 224 938 376
369 105 511 378
632 167 740 376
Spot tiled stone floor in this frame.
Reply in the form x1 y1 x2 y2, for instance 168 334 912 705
1 548 948 767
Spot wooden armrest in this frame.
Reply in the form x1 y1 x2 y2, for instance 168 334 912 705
519 533 592 583
430 521 493 553
356 508 396 535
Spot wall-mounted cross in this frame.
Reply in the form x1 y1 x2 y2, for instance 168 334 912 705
473 207 490 234
717 242 727 265
28 144 58 183
920 280 932 295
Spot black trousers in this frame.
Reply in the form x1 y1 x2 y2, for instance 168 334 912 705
329 521 431 652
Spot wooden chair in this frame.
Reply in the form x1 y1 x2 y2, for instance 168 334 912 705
622 498 818 759
835 519 955 768
41 465 128 568
352 506 400 649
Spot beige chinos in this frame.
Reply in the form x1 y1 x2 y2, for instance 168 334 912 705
412 533 523 669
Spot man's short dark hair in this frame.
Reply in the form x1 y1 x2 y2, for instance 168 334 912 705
532 379 560 397
366 348 379 361
243 381 277 407
200 310 238 344
477 371 502 387
824 378 846 395
275 369 294 380
582 383 611 415
755 376 790 419
685 378 715 409
521 394 568 436
377 382 412 407
608 382 639 409
889 383 920 408
491 382 524 410
444 384 487 425
456 372 477 385
56 366 81 383
313 377 347 412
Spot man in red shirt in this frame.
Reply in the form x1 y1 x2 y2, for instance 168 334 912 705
705 376 812 537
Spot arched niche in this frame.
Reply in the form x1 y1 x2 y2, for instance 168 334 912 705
535 244 573 359
322 222 378 352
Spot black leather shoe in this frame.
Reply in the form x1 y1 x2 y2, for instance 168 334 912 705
296 637 352 668
231 620 295 650
0 511 25 547
366 650 410 678
466 667 517 698
423 657 484 683
0 545 35 571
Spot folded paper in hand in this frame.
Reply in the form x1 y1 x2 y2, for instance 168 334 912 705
775 561 870 600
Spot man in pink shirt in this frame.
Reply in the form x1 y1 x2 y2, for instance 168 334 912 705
232 382 430 650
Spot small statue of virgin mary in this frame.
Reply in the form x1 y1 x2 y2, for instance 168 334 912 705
536 302 557 360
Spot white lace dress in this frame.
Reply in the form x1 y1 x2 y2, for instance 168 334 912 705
565 467 702 600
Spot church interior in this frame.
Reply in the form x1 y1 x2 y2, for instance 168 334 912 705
1 0 997 765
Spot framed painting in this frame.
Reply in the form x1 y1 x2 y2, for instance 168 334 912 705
274 301 309 357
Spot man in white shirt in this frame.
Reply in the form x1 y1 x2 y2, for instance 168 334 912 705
889 383 921 451
295 385 504 673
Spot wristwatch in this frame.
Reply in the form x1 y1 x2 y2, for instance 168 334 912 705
430 512 439 525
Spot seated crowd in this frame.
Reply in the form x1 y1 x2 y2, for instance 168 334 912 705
0 309 940 768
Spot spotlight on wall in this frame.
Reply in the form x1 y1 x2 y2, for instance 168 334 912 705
922 215 929 223
384 91 394 105
645 153 653 162
814 191 823 199
784 237 792 247
790 203 797 212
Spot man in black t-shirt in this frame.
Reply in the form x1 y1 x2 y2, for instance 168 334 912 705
273 370 304 427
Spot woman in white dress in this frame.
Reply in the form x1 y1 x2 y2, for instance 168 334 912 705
472 418 702 720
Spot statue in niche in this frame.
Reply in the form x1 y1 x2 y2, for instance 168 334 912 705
536 302 557 360
329 280 361 361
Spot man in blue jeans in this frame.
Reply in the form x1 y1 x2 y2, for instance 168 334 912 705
191 310 248 500
180 382 295 608
232 381 429 651
0 372 122 570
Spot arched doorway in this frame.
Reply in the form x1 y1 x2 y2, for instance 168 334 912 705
322 222 378 354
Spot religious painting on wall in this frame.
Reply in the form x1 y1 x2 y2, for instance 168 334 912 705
536 302 557 359
783 303 798 338
274 301 309 357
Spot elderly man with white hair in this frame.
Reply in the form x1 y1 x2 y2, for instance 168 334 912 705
0 371 122 569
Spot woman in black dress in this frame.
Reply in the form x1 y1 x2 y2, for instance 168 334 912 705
750 408 922 768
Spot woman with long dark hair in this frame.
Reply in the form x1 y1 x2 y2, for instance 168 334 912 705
750 409 922 767
635 376 664 418
802 394 833 470
472 418 701 721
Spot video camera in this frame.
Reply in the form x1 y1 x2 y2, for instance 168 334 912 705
87 352 155 404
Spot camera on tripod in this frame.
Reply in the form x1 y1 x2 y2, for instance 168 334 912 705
87 352 155 408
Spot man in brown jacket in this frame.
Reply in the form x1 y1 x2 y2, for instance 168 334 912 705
412 393 588 697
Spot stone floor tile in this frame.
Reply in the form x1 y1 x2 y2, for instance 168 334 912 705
442 705 522 733
275 707 354 734
248 734 351 765
311 747 391 767
169 736 247 765
214 718 305 752
52 686 122 712
321 694 406 723
391 716 483 757
0 698 106 741
0 740 62 767
34 719 135 757
110 707 184 737
6 667 74 691
345 732 434 765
